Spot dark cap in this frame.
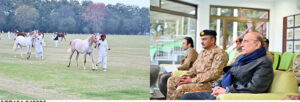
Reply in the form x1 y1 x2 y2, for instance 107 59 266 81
101 34 106 38
200 30 217 37
236 38 243 43
263 37 269 44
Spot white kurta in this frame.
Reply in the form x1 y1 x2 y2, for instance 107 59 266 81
7 32 10 39
34 36 43 58
97 40 109 69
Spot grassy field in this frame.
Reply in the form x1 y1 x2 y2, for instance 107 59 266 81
0 33 150 100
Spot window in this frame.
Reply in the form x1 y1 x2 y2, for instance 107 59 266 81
209 5 269 50
150 0 197 65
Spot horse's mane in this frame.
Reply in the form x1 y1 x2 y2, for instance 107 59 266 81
87 35 94 44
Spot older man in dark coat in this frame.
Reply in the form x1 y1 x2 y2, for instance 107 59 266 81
181 32 274 100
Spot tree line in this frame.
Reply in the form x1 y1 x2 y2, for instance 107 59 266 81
0 0 150 35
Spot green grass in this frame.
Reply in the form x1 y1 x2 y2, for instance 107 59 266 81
0 89 37 100
0 34 150 100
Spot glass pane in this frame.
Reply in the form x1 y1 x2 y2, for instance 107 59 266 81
215 21 254 50
286 41 294 52
150 11 196 63
221 8 234 16
295 15 300 27
210 7 218 16
150 0 160 7
255 22 269 36
226 21 234 48
237 22 250 38
241 9 268 19
161 0 196 15
294 41 300 52
209 18 223 48
186 18 196 35
295 28 300 39
287 29 294 40
287 16 294 27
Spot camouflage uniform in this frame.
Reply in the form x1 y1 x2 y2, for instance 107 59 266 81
167 46 228 100
178 48 198 70
158 48 198 97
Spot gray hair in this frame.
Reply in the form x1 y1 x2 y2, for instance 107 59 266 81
256 35 264 48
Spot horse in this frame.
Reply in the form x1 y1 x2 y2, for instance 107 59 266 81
57 33 66 41
12 35 34 59
67 35 98 70
17 32 26 37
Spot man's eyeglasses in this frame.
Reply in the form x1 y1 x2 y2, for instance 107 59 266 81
242 39 258 44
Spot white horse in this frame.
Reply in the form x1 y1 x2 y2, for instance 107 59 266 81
67 35 98 70
12 35 34 59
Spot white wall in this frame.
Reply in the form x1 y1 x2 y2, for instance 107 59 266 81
272 0 300 52
195 0 300 52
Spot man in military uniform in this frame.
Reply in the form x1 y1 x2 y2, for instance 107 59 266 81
166 30 228 100
227 38 243 65
158 37 198 97
263 38 274 62
181 32 274 100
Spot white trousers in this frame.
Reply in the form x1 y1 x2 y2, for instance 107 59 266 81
7 34 10 39
35 44 43 58
54 40 58 47
36 51 43 58
97 55 107 69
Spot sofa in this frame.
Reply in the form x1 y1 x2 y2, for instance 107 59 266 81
217 70 299 100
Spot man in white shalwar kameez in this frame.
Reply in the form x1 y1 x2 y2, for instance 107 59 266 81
34 33 44 60
52 32 58 47
96 34 110 71
7 31 11 40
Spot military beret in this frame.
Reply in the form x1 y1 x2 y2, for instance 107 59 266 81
263 37 269 44
236 38 243 43
200 30 217 37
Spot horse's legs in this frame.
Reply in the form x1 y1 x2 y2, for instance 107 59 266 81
67 50 75 67
14 45 18 58
64 37 66 41
83 54 87 70
89 54 96 70
20 46 23 58
26 46 31 60
75 51 80 69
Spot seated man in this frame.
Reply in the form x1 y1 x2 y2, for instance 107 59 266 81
264 37 274 62
181 32 274 100
227 38 243 65
158 37 198 97
167 30 228 100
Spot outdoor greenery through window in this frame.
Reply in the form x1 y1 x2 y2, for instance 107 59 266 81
209 5 269 50
150 0 197 65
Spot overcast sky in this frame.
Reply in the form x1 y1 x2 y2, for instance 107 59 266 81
78 0 149 8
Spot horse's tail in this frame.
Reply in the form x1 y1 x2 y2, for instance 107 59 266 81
67 41 72 53
12 42 17 51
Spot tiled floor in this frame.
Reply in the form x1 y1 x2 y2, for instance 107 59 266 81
150 88 165 100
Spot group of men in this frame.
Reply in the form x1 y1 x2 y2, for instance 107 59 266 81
158 30 274 100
